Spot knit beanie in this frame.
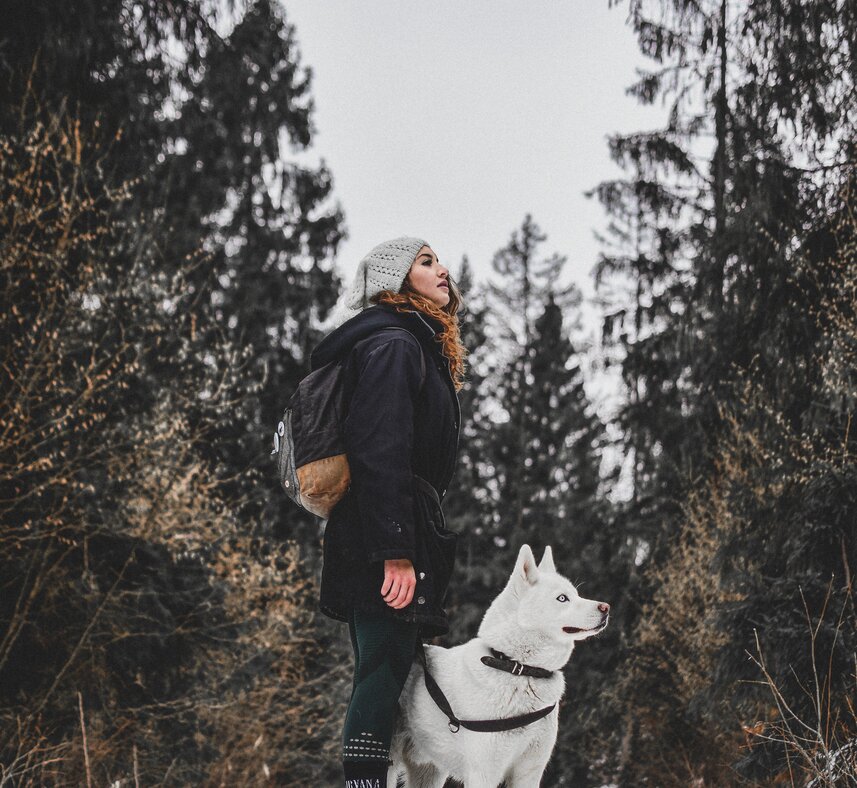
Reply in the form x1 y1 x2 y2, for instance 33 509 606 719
344 236 429 310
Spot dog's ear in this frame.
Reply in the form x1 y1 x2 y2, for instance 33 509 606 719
538 546 556 574
513 544 540 589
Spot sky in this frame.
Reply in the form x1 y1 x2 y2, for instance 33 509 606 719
279 0 671 494
281 0 668 324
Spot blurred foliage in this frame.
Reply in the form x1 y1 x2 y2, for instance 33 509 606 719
1 0 855 786
0 101 344 784
588 0 856 784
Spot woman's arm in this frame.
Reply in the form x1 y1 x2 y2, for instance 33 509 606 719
345 335 422 609
344 335 422 565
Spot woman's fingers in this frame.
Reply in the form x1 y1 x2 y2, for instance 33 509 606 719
390 575 412 608
384 576 401 604
381 573 415 608
381 559 416 608
387 584 402 607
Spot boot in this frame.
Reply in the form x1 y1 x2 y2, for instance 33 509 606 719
343 759 388 788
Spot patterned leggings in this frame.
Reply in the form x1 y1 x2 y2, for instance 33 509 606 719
342 607 420 765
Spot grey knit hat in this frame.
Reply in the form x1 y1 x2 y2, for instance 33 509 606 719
344 236 429 310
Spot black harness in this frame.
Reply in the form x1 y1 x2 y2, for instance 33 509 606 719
414 640 557 733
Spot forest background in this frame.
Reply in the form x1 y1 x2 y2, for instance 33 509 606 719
0 1 854 786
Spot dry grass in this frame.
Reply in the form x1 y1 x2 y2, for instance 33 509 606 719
598 174 856 787
0 102 340 785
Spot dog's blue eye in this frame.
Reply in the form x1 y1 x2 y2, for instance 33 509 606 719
556 594 569 603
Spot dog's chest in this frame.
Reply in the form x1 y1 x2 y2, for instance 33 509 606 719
484 670 564 710
410 673 562 782
440 647 567 716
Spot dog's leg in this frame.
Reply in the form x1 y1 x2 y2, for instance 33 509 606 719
460 773 504 788
401 760 446 788
504 747 554 788
505 770 547 788
387 761 405 788
394 729 446 788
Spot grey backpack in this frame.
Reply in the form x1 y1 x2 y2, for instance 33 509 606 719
271 327 426 519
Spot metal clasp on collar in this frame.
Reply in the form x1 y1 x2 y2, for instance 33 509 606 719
448 720 460 733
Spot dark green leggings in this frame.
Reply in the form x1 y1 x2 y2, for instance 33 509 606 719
342 607 420 764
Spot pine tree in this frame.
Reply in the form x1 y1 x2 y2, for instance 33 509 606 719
440 256 503 642
153 0 347 535
0 0 348 539
524 292 604 564
590 1 856 782
471 219 611 636
525 293 621 786
484 215 579 543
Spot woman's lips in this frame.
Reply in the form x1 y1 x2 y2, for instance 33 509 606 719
438 283 448 289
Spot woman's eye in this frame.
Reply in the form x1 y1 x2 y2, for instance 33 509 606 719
556 594 568 603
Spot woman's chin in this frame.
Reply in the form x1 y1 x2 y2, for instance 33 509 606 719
415 287 450 308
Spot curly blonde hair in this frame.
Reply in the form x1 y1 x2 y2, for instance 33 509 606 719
371 277 468 392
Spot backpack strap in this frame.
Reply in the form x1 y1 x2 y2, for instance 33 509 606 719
372 327 427 390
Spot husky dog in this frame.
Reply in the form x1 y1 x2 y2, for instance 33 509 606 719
389 543 610 788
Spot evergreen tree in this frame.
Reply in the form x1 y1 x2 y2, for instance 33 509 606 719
524 291 605 566
524 293 620 786
1 6 350 778
155 0 347 538
473 217 612 634
440 256 501 642
589 1 856 782
0 1 347 539
484 215 580 543
0 101 337 785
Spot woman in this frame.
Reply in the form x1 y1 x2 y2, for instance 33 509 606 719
309 237 467 788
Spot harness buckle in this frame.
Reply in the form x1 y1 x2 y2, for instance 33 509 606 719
448 720 460 734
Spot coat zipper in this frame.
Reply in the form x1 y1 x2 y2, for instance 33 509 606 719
411 311 461 498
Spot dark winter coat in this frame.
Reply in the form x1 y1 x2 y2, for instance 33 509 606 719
309 303 462 639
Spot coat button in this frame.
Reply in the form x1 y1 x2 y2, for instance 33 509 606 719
419 571 426 579
417 596 426 605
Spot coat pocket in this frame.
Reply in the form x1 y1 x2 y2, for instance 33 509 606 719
420 497 458 605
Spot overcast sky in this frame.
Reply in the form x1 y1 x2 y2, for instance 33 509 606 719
280 1 670 492
282 0 666 306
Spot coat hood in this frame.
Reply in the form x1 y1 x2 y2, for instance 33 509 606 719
310 304 445 371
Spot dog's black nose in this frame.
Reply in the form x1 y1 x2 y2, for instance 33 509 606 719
598 603 610 614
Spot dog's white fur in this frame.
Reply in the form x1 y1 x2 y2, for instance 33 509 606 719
388 543 609 787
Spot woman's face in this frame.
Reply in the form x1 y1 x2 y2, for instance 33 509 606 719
406 245 450 308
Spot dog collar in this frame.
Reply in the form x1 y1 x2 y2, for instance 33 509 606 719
481 649 554 679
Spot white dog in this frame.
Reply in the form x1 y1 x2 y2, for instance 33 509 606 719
389 543 610 788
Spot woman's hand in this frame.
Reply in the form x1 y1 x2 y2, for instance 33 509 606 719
381 559 416 609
